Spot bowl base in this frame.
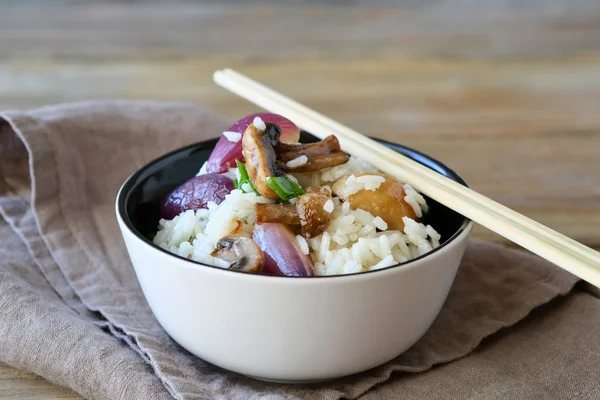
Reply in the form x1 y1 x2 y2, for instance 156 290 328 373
244 375 336 384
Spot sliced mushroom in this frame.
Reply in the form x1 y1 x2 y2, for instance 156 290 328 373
295 186 333 238
256 203 300 225
211 234 265 273
242 122 286 199
277 135 342 161
332 173 417 231
284 152 349 173
277 135 349 172
254 186 333 238
242 122 349 199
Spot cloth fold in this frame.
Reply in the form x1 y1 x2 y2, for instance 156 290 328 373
0 101 584 400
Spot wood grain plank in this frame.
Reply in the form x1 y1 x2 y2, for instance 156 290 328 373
2 55 597 246
0 364 81 400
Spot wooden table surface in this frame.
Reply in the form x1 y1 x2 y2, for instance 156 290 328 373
1 1 599 398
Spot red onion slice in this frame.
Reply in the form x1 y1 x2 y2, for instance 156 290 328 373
205 113 300 174
252 223 315 277
159 173 234 220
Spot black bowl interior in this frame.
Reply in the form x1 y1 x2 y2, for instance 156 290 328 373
119 132 470 274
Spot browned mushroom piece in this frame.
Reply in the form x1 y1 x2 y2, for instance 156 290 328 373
277 135 342 161
295 186 333 238
211 234 265 273
332 173 417 231
284 152 349 173
277 135 349 172
242 120 349 200
256 203 300 225
242 122 286 199
254 186 333 238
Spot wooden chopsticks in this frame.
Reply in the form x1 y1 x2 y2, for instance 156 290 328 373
213 68 600 287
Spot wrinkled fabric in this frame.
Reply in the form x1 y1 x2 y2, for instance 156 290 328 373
0 101 588 400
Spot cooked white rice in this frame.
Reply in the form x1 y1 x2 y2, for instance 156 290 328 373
335 174 386 197
296 235 310 255
253 116 266 131
403 183 428 218
155 157 440 276
319 156 378 183
223 131 242 143
196 161 208 176
154 189 274 268
307 198 439 276
286 155 308 168
323 199 335 213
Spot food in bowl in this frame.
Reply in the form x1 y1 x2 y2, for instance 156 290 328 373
153 113 441 276
116 127 472 381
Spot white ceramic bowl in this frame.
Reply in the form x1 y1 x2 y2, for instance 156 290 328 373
116 135 472 382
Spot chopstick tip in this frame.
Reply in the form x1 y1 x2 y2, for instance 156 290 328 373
212 69 224 83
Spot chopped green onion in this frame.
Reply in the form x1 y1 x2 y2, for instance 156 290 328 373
248 181 259 195
233 179 239 189
235 160 259 195
235 159 246 176
266 176 305 201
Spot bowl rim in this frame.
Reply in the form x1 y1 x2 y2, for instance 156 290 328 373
116 136 472 280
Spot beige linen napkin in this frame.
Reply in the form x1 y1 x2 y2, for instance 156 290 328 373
0 101 586 400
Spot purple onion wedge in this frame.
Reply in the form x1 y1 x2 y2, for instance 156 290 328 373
205 113 300 174
159 173 234 220
252 223 315 277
